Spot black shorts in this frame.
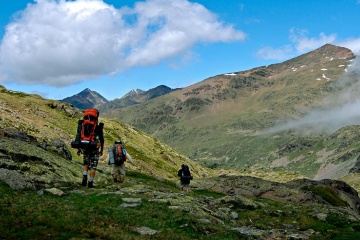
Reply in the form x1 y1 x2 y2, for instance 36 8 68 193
83 151 99 169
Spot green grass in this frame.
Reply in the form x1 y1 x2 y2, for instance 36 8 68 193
0 181 240 240
1 175 360 240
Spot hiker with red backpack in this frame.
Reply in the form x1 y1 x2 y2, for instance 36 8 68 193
71 108 104 188
108 139 134 183
178 164 193 193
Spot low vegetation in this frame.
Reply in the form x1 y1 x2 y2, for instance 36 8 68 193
1 172 360 240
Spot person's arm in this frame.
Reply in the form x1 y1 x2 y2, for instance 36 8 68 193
98 124 104 156
126 151 135 164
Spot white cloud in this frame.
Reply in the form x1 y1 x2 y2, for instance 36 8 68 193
256 28 339 61
0 0 246 86
289 28 337 53
256 45 293 60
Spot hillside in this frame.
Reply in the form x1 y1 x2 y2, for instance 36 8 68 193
0 85 214 188
2 84 360 239
101 44 360 182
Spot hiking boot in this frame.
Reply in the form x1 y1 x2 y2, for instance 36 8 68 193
81 176 87 186
88 181 94 188
113 178 118 183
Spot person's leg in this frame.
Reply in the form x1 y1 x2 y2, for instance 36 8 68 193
88 152 99 188
183 184 189 193
111 165 118 183
113 175 118 182
90 168 96 178
119 163 125 183
82 156 89 186
119 175 124 183
179 180 184 191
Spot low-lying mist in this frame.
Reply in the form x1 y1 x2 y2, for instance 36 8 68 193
267 57 360 135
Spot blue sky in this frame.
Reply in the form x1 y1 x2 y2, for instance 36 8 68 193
0 0 359 101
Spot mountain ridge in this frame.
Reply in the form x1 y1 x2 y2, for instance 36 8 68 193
61 88 108 109
96 85 181 112
100 44 360 182
62 85 181 111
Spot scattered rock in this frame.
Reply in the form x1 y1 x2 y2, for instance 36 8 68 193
198 218 211 223
45 188 65 196
232 226 266 236
133 226 158 235
231 211 238 219
120 203 141 208
122 197 142 203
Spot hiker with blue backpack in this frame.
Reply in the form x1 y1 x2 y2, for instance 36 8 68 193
178 164 193 193
108 139 134 183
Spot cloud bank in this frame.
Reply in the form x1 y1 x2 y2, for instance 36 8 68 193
256 28 360 61
267 58 360 134
0 0 246 86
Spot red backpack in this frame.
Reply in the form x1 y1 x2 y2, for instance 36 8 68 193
114 142 127 164
71 108 103 150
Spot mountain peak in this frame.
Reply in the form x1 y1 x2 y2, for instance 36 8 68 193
285 44 353 65
122 88 145 98
262 44 354 75
61 88 108 109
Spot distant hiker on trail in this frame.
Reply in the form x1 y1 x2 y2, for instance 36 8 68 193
178 164 193 193
108 139 134 183
70 108 104 188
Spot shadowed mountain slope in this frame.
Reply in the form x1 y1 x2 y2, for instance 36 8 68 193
97 85 181 112
61 88 108 109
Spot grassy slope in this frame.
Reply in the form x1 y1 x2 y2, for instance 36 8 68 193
2 174 360 240
0 86 215 182
101 45 360 184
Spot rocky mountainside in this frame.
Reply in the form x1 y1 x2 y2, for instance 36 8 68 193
101 44 360 183
1 84 360 239
97 85 181 112
61 88 108 109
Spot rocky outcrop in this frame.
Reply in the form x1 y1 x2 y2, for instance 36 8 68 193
349 155 360 173
191 175 360 214
47 101 83 118
0 128 82 190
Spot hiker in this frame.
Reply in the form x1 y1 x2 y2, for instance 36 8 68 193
178 164 193 193
72 108 104 188
108 140 134 183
